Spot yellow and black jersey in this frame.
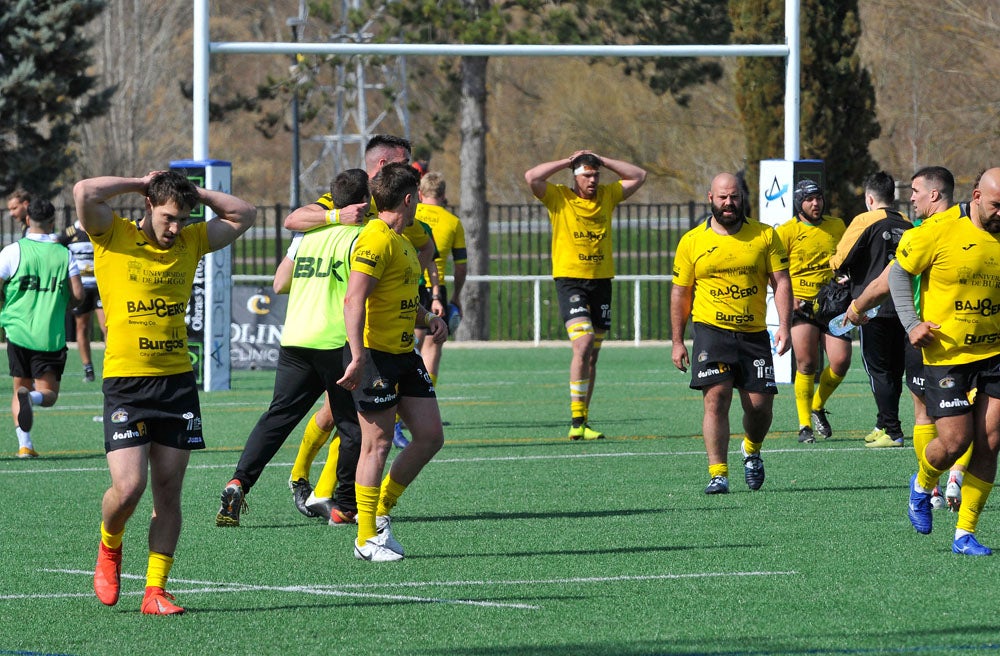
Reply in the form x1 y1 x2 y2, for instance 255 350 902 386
415 203 466 286
543 181 624 279
315 192 432 253
776 215 845 301
830 208 911 310
349 219 422 354
896 214 1000 366
673 217 789 333
92 213 210 377
910 203 968 310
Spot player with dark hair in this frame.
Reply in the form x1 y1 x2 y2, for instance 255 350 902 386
524 150 646 440
0 198 83 457
831 171 912 448
894 167 1000 555
216 168 368 530
338 162 448 561
6 188 31 232
76 170 256 614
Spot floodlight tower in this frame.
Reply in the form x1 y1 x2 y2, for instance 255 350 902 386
298 0 411 198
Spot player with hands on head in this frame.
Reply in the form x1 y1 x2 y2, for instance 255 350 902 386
524 148 647 440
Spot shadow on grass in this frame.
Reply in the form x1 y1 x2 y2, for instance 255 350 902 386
412 635 1000 656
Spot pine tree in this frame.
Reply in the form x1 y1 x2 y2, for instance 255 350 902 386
731 0 880 217
0 0 112 198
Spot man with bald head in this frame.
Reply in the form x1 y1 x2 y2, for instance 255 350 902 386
671 173 792 495
893 167 1000 555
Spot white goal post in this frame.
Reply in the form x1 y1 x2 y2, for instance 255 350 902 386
190 0 801 163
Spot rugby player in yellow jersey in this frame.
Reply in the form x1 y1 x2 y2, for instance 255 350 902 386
215 169 369 528
74 171 256 614
848 167 971 507
283 135 437 451
894 167 1000 555
777 180 849 443
413 172 467 386
338 162 448 561
524 150 647 440
671 172 792 495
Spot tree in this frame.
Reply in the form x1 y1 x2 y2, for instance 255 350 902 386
74 2 190 182
590 0 731 106
859 0 999 190
0 0 113 198
731 0 880 217
367 0 731 338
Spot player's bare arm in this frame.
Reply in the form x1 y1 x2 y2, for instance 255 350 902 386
670 283 693 371
203 188 257 251
768 269 793 356
73 172 163 237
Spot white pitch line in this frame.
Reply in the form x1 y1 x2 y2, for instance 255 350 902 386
236 570 800 589
34 568 538 610
25 567 795 610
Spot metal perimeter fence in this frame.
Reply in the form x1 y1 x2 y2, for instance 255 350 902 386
3 201 711 342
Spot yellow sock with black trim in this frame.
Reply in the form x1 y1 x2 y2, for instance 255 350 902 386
290 414 332 482
742 436 763 455
794 372 814 428
812 367 845 411
570 380 588 425
956 472 994 534
911 423 937 469
708 463 729 479
376 474 407 517
355 484 380 547
955 443 973 470
313 434 341 499
916 458 946 493
145 551 174 590
100 522 123 550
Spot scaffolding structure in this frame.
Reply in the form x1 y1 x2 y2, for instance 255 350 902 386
291 0 410 201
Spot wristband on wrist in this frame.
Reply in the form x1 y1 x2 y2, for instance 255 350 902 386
849 301 861 315
325 208 340 225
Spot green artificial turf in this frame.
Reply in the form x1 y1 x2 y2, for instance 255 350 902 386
2 344 998 655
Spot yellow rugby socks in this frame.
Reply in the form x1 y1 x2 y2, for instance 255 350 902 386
290 414 332 482
956 472 993 534
794 372 814 428
101 522 123 550
912 423 937 469
355 484 380 547
376 474 407 517
313 434 341 499
145 552 173 590
812 367 844 412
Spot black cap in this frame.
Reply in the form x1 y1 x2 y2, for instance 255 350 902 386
793 179 823 215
